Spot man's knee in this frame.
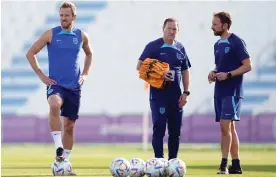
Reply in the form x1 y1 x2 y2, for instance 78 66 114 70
168 128 181 139
220 120 232 136
168 121 181 139
153 123 166 138
48 95 63 110
153 129 166 138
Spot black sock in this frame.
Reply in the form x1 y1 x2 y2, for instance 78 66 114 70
220 158 228 169
232 159 241 169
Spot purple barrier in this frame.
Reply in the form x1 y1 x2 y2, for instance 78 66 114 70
2 114 276 143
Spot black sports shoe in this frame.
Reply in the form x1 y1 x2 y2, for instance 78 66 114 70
55 147 65 162
217 167 229 174
228 165 243 174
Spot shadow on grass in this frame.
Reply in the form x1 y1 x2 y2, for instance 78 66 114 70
2 165 276 173
189 165 276 173
1 175 111 177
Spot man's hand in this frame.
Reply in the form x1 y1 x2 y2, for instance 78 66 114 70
208 70 217 83
178 94 188 108
163 71 174 81
38 73 56 86
79 74 87 86
215 72 228 81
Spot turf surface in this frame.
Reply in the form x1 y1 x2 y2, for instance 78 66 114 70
2 144 276 177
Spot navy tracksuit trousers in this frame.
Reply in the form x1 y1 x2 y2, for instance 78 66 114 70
150 99 183 160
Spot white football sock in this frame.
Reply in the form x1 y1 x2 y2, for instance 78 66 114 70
51 131 63 150
64 149 71 160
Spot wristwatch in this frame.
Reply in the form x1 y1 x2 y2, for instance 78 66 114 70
227 72 232 79
183 91 190 96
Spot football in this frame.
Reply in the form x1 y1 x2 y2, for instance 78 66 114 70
144 158 165 177
110 158 131 177
167 158 187 177
129 158 146 177
51 160 72 176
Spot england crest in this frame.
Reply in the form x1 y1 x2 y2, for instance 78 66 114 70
159 107 165 114
225 47 230 53
73 38 78 44
176 52 184 60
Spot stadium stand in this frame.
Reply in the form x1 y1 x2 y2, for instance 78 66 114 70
2 1 276 117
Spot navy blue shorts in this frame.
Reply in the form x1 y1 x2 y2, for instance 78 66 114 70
46 85 81 120
214 96 242 122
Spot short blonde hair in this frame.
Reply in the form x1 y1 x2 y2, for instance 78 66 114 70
60 1 76 16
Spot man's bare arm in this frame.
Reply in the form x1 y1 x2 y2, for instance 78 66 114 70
26 30 51 76
182 69 190 92
26 30 56 85
230 58 252 76
81 31 93 76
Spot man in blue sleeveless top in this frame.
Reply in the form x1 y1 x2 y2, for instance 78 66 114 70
208 12 252 174
26 2 92 173
137 18 191 160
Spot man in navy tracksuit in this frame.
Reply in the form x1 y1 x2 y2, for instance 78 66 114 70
137 18 191 160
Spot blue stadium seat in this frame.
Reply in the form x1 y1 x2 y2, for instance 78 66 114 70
244 81 276 89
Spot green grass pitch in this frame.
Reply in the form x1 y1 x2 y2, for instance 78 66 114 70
1 144 276 177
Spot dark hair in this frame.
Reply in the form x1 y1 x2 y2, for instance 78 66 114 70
163 18 178 29
213 12 232 29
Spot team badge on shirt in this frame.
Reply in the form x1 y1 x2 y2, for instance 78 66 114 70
73 38 78 44
225 47 230 54
176 52 184 60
